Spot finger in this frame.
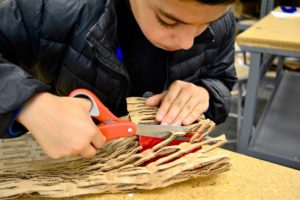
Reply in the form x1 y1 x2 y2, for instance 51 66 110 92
161 90 192 125
91 129 106 149
145 92 166 107
180 87 209 125
182 104 206 126
80 145 97 158
156 84 182 122
171 96 197 126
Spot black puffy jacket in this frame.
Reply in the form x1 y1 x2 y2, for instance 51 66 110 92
0 0 237 138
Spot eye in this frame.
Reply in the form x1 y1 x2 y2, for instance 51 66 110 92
155 15 178 29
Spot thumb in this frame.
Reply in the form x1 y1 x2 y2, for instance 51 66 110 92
145 92 166 107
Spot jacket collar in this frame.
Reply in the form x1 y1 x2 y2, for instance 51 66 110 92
194 26 215 44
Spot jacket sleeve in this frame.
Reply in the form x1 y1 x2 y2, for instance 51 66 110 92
0 0 51 138
198 11 237 124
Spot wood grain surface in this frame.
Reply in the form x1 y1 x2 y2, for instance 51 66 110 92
19 149 300 200
237 7 300 52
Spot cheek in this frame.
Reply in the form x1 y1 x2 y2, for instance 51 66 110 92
147 28 170 44
140 20 171 46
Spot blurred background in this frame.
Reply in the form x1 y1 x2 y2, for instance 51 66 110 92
212 0 300 153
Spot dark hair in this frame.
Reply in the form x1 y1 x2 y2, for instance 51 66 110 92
194 0 236 5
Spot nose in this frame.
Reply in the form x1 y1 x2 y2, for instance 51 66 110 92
174 30 194 50
177 37 194 50
174 25 207 50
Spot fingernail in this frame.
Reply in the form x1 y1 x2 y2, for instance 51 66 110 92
183 117 192 125
156 114 163 121
161 122 168 126
173 123 180 126
100 135 107 143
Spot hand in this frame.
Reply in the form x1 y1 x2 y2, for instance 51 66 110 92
145 80 209 126
17 92 106 159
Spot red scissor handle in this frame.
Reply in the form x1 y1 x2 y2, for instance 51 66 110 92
69 89 137 142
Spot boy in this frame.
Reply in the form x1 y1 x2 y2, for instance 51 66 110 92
0 0 237 159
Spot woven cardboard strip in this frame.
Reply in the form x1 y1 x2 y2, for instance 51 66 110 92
0 97 230 199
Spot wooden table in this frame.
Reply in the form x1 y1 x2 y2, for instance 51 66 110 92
20 149 300 200
236 8 300 53
236 7 300 169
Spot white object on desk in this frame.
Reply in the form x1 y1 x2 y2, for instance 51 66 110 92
271 11 300 18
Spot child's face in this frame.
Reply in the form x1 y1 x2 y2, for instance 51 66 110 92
129 0 229 51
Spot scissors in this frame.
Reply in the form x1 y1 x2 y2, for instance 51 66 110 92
69 89 189 142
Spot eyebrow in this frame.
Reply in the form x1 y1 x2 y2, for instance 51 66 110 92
156 7 228 25
157 7 191 25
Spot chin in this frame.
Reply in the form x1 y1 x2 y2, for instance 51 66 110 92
164 47 180 51
154 43 179 51
161 45 180 51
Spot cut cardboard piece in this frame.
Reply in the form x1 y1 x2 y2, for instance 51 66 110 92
0 97 230 199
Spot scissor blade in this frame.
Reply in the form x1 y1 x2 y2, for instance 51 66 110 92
136 124 188 140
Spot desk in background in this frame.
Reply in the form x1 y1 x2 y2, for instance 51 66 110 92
19 149 300 200
236 7 300 169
